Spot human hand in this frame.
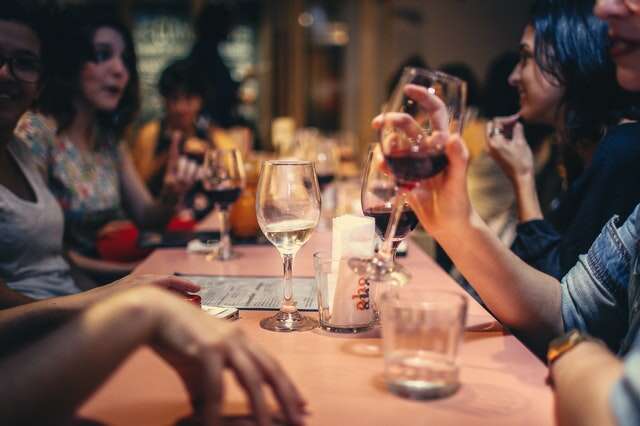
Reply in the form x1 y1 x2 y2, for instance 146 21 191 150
89 274 200 304
144 288 307 426
406 134 473 237
163 132 202 201
486 115 534 184
372 84 449 139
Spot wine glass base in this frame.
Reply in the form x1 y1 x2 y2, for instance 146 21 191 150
206 248 241 262
260 310 318 332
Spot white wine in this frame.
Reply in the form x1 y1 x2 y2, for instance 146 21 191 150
263 219 317 255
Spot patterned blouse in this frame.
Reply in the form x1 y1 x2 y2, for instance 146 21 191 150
15 112 126 257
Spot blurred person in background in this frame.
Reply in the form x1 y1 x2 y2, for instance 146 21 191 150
485 0 640 280
16 7 200 284
132 58 231 198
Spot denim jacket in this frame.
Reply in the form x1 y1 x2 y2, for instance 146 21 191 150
560 203 640 425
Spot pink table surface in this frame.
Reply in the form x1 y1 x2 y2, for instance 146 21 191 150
78 233 554 425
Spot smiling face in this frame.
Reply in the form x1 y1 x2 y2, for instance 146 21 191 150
78 26 130 112
595 0 640 91
0 20 41 132
508 26 565 126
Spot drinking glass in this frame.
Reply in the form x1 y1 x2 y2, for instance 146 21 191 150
256 160 321 331
382 288 467 399
202 148 245 260
361 143 418 262
368 67 466 282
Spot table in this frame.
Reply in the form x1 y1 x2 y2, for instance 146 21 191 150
78 232 554 425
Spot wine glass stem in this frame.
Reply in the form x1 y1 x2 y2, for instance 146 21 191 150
218 207 232 259
281 253 297 313
379 191 407 262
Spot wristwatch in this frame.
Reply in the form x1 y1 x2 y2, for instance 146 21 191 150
547 329 592 366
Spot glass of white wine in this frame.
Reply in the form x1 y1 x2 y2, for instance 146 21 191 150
256 160 321 331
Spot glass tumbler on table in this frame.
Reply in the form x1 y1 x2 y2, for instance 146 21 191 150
367 67 467 284
256 160 321 332
382 288 467 399
202 148 245 260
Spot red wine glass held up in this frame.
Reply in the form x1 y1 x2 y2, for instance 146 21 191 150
368 67 467 283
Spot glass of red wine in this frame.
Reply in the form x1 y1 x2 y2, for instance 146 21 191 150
201 148 245 260
361 143 418 262
367 67 466 283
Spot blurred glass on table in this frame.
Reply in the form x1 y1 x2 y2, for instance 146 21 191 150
382 288 467 399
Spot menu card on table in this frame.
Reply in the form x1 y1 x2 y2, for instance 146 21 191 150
178 274 317 311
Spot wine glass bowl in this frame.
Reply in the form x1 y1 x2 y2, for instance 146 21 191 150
361 143 418 252
256 160 321 332
380 68 467 187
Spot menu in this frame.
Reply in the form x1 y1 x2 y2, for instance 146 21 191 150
179 274 318 311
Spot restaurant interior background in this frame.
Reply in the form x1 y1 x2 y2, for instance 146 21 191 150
60 0 535 159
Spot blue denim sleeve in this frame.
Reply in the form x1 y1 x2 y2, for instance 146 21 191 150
611 339 640 426
512 219 563 279
560 204 640 350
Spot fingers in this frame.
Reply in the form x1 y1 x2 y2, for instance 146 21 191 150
403 84 449 132
226 346 271 426
148 275 201 293
244 343 307 425
445 134 469 176
512 121 525 142
201 353 224 426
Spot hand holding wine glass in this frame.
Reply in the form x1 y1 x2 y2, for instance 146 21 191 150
367 67 467 282
256 160 321 332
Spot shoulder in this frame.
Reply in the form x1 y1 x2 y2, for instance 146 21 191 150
14 111 59 155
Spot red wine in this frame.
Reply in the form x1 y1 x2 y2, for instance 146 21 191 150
385 151 447 186
317 173 335 190
205 187 241 209
363 205 418 240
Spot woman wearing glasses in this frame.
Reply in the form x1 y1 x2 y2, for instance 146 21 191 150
15 7 200 286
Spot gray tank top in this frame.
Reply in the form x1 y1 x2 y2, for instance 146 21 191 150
0 137 80 299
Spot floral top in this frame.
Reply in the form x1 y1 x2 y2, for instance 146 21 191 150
15 112 126 257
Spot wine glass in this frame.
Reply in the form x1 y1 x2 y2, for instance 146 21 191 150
367 67 466 282
202 148 245 260
256 160 321 331
361 143 418 262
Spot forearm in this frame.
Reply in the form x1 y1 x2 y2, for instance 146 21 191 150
552 342 620 426
0 283 35 309
434 211 563 351
0 289 158 425
512 174 543 222
68 250 138 281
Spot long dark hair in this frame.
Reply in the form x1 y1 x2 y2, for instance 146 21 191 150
38 6 140 140
530 0 640 153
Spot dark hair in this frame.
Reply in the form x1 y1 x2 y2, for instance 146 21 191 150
38 6 140 139
530 0 640 150
387 55 429 98
158 59 205 99
439 63 481 108
0 0 57 88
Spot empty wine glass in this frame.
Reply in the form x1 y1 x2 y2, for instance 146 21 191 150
202 148 245 260
361 143 418 263
368 67 466 282
256 160 321 331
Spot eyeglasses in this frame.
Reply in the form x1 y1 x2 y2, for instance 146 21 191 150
0 54 42 83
